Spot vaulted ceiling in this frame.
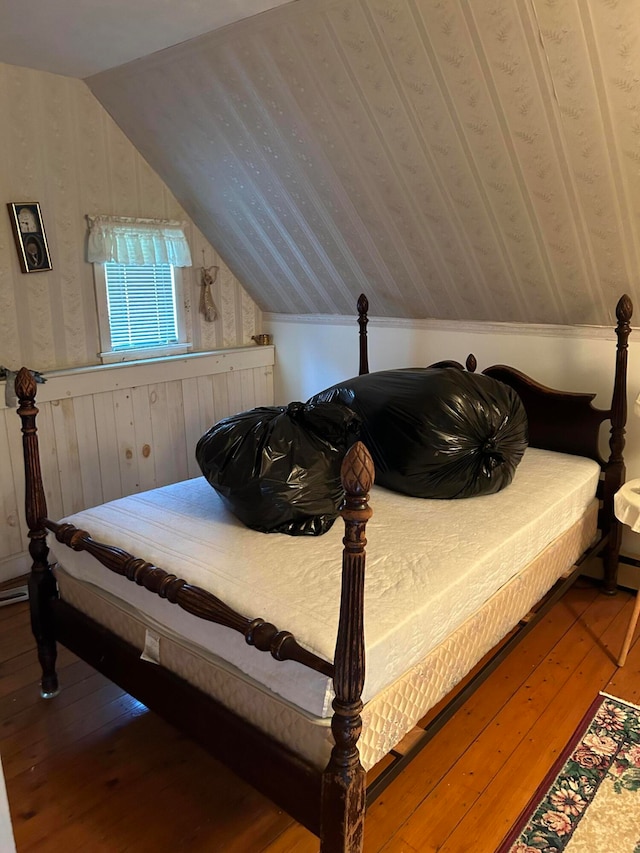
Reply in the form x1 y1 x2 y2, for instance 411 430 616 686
31 1 640 324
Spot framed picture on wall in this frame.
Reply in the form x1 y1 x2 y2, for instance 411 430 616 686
7 202 52 273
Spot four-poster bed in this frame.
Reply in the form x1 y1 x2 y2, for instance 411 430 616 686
15 293 632 851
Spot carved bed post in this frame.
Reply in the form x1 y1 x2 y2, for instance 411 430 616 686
602 294 632 594
357 294 369 376
320 441 373 853
15 367 59 697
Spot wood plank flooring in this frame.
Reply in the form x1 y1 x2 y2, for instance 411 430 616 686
1 578 639 852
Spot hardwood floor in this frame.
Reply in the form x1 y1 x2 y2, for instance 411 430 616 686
1 579 639 852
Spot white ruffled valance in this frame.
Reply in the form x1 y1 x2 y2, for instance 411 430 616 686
87 215 193 267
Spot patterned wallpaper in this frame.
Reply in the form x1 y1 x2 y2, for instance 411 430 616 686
87 0 640 326
0 62 261 373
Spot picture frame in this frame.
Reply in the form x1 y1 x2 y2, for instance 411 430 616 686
7 202 52 273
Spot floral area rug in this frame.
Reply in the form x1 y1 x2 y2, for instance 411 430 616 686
498 693 640 852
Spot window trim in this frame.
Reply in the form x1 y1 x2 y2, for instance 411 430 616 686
93 262 191 364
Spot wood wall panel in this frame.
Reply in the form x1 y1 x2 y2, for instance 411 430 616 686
0 352 275 583
0 418 21 560
37 404 65 527
93 392 121 506
5 409 27 560
73 395 104 512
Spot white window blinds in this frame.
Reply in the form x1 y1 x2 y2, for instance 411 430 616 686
104 263 178 351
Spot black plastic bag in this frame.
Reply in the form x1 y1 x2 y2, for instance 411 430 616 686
195 401 361 535
310 367 528 499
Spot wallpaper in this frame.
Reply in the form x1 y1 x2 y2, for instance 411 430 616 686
0 62 261 373
88 0 640 326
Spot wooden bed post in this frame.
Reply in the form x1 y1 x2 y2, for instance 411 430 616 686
603 294 633 594
320 441 373 853
15 367 59 697
357 294 369 376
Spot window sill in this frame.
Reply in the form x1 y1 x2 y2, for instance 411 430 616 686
99 343 192 364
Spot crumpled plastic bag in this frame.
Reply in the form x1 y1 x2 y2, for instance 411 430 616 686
196 400 361 534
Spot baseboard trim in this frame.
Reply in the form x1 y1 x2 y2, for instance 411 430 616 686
0 585 28 607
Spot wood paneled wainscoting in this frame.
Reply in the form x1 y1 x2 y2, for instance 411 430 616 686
0 347 274 584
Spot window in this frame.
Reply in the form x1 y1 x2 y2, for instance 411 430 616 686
94 262 190 363
87 215 193 364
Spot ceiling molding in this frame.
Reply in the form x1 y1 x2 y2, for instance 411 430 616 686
264 312 617 341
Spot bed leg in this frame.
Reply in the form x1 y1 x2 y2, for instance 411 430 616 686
603 519 622 596
16 367 59 699
320 721 366 853
28 541 59 698
320 442 373 852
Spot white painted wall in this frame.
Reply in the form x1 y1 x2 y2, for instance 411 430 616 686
265 311 640 562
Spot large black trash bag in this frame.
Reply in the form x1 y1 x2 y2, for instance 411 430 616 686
310 368 528 499
195 401 361 535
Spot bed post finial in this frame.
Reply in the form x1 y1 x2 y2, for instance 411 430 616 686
617 293 633 326
603 295 633 593
15 367 59 698
321 441 373 852
357 294 369 376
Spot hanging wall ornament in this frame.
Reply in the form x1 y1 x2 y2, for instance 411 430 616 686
199 261 219 323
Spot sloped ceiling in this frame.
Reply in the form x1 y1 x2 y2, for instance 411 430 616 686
88 0 640 325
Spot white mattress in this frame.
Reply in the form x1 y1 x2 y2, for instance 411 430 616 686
48 448 600 718
55 501 597 772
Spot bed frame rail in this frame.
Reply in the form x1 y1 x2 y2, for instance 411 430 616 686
46 515 335 679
